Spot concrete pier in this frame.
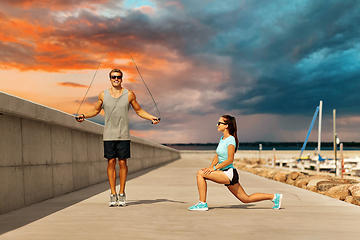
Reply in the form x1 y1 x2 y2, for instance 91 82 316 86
1 152 360 239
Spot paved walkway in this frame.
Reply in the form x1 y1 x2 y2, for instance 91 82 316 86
1 153 360 239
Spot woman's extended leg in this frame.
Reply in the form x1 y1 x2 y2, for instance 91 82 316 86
197 170 230 202
227 183 274 203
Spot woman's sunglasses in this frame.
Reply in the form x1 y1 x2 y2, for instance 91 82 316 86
217 122 227 126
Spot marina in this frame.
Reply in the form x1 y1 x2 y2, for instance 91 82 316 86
253 150 360 177
252 100 360 177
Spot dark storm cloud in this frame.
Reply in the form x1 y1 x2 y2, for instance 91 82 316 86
140 0 360 119
202 0 360 117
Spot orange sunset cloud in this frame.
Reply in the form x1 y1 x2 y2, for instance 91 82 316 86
2 0 111 11
57 82 88 88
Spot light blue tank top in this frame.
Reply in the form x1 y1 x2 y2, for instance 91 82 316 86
102 89 130 141
215 136 236 170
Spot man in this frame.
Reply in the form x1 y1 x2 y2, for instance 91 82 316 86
76 68 160 206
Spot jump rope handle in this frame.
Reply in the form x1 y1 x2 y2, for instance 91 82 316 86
151 118 161 124
75 114 85 121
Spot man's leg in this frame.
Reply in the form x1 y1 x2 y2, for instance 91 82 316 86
107 158 117 195
118 159 128 194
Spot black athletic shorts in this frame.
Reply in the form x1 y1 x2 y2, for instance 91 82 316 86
104 140 131 160
224 168 239 186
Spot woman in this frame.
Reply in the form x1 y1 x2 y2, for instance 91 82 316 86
188 115 282 211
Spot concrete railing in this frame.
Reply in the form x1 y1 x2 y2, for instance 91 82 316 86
0 91 180 214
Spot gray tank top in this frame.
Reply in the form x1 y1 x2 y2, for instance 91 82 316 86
102 89 130 141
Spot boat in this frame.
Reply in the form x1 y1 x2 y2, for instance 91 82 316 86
343 156 360 176
296 154 312 169
275 158 297 168
308 154 336 172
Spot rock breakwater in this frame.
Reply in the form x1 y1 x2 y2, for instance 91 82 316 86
234 159 360 206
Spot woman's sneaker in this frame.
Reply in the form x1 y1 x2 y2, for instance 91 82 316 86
188 202 208 211
118 193 126 206
109 194 118 207
272 194 283 209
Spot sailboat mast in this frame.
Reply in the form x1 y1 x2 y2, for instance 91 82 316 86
317 100 323 172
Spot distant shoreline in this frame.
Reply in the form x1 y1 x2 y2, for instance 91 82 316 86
163 142 360 151
179 149 360 159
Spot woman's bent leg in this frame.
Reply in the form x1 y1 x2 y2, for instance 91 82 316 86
227 183 274 203
196 170 231 202
196 170 207 203
189 170 232 210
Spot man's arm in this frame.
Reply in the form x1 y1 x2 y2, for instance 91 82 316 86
76 91 104 122
128 90 160 124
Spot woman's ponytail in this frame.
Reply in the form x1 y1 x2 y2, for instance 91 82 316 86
222 115 238 152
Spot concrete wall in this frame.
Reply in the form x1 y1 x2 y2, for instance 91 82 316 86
0 91 180 214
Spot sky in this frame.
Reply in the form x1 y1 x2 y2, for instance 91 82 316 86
1 0 360 144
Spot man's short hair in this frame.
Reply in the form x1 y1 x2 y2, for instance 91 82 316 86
109 69 123 79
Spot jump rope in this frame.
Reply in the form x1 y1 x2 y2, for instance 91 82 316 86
75 49 161 123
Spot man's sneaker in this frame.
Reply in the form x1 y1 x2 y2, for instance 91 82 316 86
188 202 208 211
109 194 118 207
118 193 126 206
272 194 283 210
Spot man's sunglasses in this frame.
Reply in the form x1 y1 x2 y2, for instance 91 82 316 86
111 75 122 79
217 122 227 126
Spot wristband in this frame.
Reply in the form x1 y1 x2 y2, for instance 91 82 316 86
213 166 217 170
